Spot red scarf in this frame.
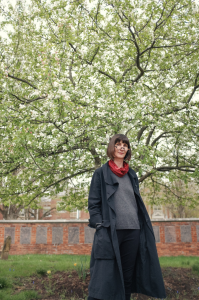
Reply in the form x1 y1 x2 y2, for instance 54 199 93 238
108 159 129 177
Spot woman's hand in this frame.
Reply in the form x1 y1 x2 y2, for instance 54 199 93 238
95 223 102 229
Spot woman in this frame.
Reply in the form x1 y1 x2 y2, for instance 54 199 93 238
87 134 166 300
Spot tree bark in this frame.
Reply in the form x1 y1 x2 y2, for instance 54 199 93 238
1 236 11 260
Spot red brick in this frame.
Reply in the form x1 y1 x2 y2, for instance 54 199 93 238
0 221 199 256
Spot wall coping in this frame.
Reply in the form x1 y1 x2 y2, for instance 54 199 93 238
0 218 199 223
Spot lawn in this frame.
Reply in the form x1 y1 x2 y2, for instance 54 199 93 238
0 254 90 279
0 254 199 300
0 254 90 300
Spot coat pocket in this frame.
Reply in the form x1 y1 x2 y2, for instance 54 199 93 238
94 226 115 259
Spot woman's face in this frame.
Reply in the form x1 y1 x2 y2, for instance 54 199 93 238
113 140 129 160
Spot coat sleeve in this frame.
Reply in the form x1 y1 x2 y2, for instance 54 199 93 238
88 170 103 228
135 173 152 222
136 174 140 189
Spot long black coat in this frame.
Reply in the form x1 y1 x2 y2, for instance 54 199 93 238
87 161 166 300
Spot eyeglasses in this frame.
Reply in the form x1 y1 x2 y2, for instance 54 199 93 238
115 144 129 150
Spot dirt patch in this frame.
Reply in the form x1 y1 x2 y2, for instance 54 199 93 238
12 267 199 299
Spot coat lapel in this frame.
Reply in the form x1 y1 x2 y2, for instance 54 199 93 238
102 161 119 214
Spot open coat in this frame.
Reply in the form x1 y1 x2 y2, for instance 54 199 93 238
87 161 166 300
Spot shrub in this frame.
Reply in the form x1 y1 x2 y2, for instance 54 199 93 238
182 260 190 266
192 263 199 275
36 268 47 276
0 277 10 289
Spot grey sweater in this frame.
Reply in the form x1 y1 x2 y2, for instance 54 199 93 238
111 171 140 230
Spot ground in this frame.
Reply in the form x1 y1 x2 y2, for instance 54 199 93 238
12 266 199 300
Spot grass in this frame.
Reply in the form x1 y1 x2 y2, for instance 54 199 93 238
0 254 199 299
0 253 90 279
0 289 40 300
0 254 90 300
159 255 199 274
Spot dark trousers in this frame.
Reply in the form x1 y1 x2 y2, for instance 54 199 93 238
88 228 140 300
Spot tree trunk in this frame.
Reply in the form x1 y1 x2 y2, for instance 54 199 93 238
1 236 11 260
0 204 23 220
178 204 185 218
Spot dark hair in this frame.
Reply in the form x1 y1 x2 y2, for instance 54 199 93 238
107 134 131 161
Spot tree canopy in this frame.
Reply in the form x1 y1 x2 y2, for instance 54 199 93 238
0 0 199 215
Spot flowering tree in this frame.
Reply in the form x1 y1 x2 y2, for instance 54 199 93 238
141 170 199 218
0 0 199 217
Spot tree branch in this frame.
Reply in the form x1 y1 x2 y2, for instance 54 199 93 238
69 59 76 87
139 165 196 182
40 207 56 219
127 23 144 82
89 146 101 169
151 131 182 147
8 74 37 89
137 126 148 142
98 70 117 83
146 126 156 146
26 167 95 207
10 93 47 104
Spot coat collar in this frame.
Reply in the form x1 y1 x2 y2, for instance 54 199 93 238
101 161 137 185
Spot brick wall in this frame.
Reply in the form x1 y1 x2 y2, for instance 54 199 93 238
0 219 199 256
153 220 199 256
